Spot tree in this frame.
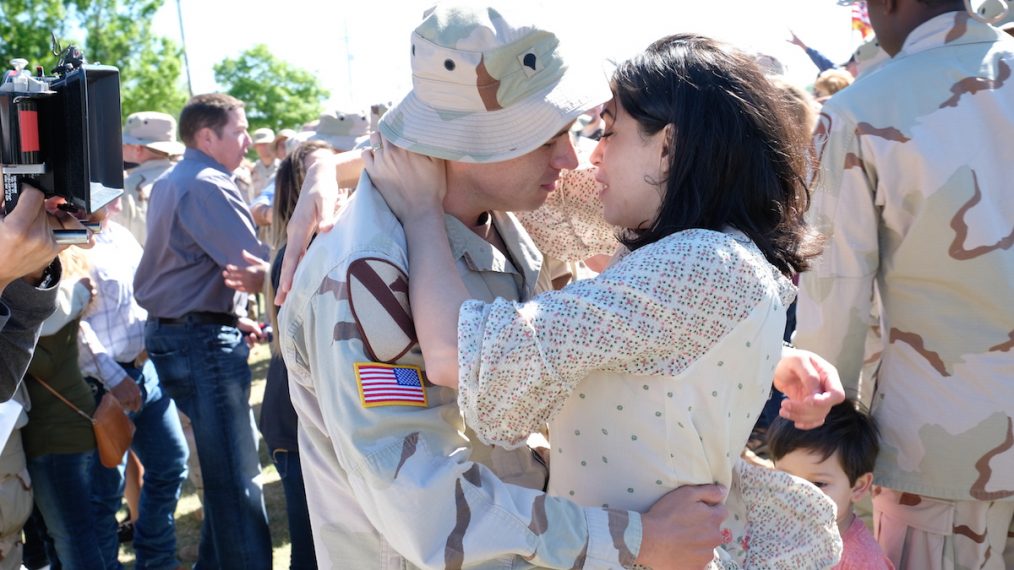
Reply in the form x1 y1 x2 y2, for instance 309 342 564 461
214 44 329 134
72 0 188 121
0 0 72 72
0 0 188 122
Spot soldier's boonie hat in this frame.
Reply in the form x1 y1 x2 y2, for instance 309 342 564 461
294 110 370 152
251 127 275 144
378 2 611 163
276 128 298 141
122 112 185 156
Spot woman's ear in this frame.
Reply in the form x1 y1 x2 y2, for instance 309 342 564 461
851 472 874 502
661 124 675 157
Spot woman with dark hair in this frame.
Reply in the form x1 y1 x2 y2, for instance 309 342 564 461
369 33 841 567
261 140 336 570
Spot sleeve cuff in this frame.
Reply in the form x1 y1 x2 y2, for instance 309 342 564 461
584 508 642 569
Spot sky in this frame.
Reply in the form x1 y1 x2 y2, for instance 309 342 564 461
152 0 862 116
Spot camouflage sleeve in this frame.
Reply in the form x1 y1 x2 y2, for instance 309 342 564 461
280 254 642 569
517 167 620 262
796 108 881 393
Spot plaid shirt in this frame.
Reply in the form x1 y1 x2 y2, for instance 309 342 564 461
77 222 147 389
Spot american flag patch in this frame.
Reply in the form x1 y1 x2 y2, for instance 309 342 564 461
354 362 428 408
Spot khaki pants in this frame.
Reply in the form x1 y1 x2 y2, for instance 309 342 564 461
873 487 1014 570
0 429 33 570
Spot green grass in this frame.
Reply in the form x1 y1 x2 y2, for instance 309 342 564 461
117 342 292 568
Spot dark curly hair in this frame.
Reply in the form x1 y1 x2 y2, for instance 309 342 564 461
768 399 881 485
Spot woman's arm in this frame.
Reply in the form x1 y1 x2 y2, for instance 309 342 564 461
363 136 466 387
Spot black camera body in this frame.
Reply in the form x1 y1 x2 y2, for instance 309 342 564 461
1 42 123 222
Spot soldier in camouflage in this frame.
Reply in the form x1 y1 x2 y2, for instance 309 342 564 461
119 112 184 247
798 1 1014 568
278 3 731 568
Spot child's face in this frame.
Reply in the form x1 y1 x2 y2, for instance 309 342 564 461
774 449 871 529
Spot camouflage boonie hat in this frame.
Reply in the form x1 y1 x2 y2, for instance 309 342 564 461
251 127 275 144
378 2 611 163
122 112 185 156
295 110 370 152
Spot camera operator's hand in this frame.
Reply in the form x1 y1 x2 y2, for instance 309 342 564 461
0 184 78 292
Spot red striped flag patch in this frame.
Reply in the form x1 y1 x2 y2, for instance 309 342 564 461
355 362 428 408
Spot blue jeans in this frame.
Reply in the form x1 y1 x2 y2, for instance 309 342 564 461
144 320 271 570
28 451 107 569
89 359 189 570
271 449 317 569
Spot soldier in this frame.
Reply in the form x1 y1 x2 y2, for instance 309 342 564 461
250 127 279 195
277 4 730 568
797 1 1014 569
120 112 184 247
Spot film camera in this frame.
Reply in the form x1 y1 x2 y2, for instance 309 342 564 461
0 37 124 243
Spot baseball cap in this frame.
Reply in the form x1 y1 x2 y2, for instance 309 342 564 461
378 2 612 163
251 127 275 144
122 112 185 156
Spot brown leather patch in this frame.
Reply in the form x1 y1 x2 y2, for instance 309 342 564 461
899 492 923 506
856 122 911 143
347 258 417 363
476 57 503 112
445 479 470 570
988 331 1014 353
970 416 1014 501
940 60 1010 109
393 432 419 480
889 328 950 377
948 171 1014 260
528 494 549 535
607 509 636 567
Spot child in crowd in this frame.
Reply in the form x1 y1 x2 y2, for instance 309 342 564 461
768 399 894 570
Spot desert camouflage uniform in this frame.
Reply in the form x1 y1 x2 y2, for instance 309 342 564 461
279 175 643 569
118 158 175 247
250 159 278 197
0 396 31 570
797 12 1014 570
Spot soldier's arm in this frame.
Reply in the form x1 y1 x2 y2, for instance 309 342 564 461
796 108 880 393
281 257 649 569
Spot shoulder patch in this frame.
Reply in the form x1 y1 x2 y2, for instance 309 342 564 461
354 362 428 408
347 258 417 363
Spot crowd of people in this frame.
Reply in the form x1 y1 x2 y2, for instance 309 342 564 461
0 0 1011 569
